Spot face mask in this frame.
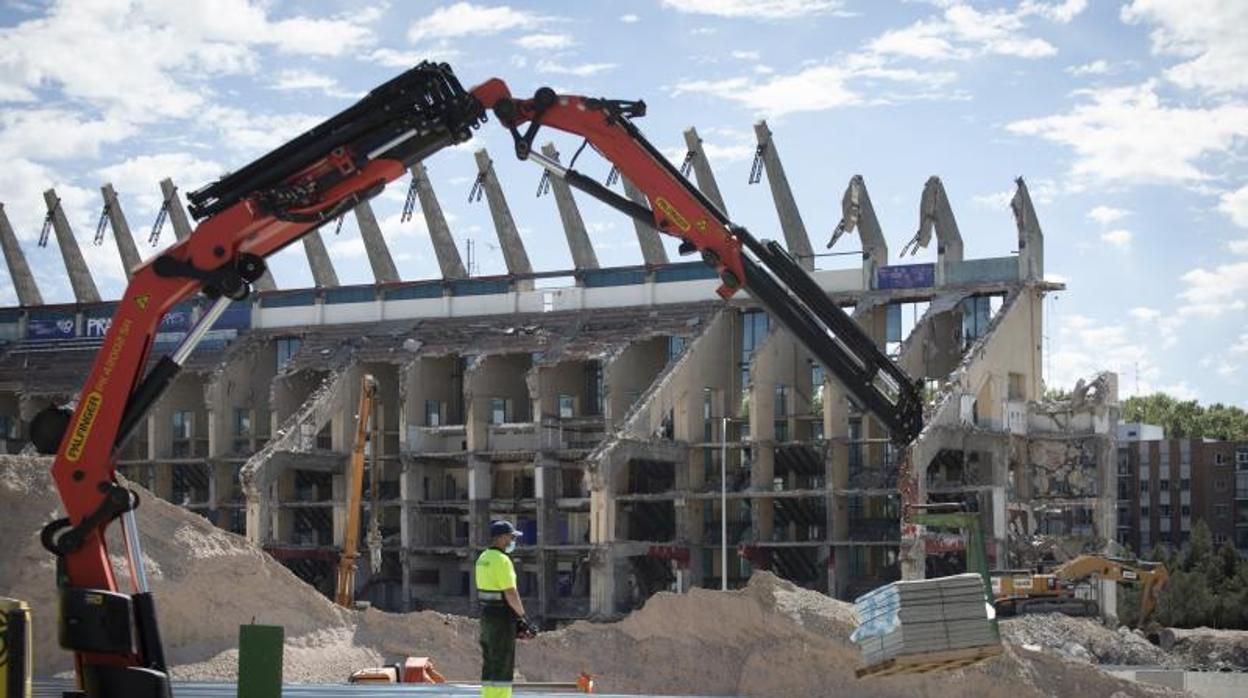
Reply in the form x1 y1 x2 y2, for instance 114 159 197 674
505 540 517 554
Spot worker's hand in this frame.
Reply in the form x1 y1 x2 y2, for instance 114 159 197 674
515 616 539 640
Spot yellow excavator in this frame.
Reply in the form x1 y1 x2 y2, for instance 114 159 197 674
335 374 380 608
994 555 1169 622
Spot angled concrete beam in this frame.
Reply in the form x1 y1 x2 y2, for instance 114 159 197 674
621 177 669 266
682 127 728 214
159 178 194 242
43 188 101 303
910 176 964 284
352 199 400 284
753 120 815 270
0 204 43 305
831 175 888 289
473 149 533 288
302 230 339 288
1011 177 1044 281
100 183 142 279
540 142 598 271
161 177 276 290
410 163 467 279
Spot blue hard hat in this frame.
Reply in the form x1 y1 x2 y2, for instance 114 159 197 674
490 520 522 538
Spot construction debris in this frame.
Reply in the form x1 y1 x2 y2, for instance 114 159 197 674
1 455 1188 696
1159 628 1248 671
1002 614 1170 666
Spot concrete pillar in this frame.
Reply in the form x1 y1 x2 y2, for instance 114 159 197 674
159 179 194 242
620 177 669 266
915 176 964 284
410 163 467 280
100 184 143 279
1011 177 1044 281
753 121 815 270
43 188 101 303
301 230 340 288
540 143 599 271
352 199 401 284
834 175 889 289
473 150 534 288
682 127 728 214
467 454 492 604
0 204 44 306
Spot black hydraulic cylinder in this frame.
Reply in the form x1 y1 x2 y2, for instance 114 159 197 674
115 357 180 452
132 592 167 673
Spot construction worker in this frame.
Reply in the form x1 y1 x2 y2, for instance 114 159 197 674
475 520 537 698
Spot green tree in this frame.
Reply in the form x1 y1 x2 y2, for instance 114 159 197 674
1122 393 1248 440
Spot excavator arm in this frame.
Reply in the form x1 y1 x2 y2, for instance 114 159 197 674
42 64 923 698
336 375 378 608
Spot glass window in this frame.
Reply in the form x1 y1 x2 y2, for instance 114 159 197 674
585 361 603 416
558 394 575 419
1139 479 1149 493
0 414 16 440
233 408 251 437
1216 478 1228 492
490 398 507 425
1159 504 1171 517
666 336 687 362
275 336 301 371
1140 505 1149 518
1159 479 1170 491
774 384 788 417
1238 449 1248 470
1215 503 1229 518
1180 478 1190 491
425 400 442 427
1180 504 1191 517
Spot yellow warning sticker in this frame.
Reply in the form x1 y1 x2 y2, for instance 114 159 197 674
64 391 103 463
136 294 149 310
654 197 691 232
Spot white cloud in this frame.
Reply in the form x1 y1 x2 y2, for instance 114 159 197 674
95 153 224 217
1218 184 1248 228
731 50 761 61
1230 333 1248 356
658 1 845 20
1007 81 1248 185
365 47 460 67
1229 239 1248 255
201 106 322 157
1122 0 1248 95
1101 229 1133 248
1064 59 1130 77
670 57 957 118
974 178 1058 209
270 70 359 99
868 2 1066 62
535 60 618 77
1020 0 1088 24
1178 260 1248 317
0 109 136 161
514 33 574 50
1128 306 1161 322
1087 205 1129 226
408 3 546 42
620 14 640 23
0 1 373 122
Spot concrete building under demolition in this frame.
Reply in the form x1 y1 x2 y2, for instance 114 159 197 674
0 122 1121 621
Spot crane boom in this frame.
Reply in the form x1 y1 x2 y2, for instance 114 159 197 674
39 63 924 697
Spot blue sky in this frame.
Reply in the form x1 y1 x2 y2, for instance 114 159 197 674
0 1 1245 406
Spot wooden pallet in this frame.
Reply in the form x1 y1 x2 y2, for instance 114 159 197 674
856 643 1003 679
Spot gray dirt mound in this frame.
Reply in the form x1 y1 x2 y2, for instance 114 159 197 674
1 455 1181 695
1002 614 1171 666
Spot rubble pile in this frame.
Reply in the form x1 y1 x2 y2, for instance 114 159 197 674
1160 628 1248 671
1002 614 1170 666
1 456 1182 695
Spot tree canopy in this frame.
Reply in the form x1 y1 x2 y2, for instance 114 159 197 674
1122 393 1248 441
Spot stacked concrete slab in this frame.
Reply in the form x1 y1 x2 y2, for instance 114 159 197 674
852 573 997 666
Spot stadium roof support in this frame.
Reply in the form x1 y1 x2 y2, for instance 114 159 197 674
101 183 142 279
302 229 340 288
540 142 598 271
42 188 101 303
753 120 815 270
682 127 728 214
473 149 534 289
351 199 401 284
409 163 467 280
621 176 669 266
0 204 43 306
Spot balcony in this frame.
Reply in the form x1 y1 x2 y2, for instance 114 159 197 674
487 423 537 452
405 425 467 454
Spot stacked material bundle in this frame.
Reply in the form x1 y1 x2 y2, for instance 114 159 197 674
851 573 998 667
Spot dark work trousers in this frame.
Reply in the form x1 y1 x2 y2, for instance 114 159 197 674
479 604 516 689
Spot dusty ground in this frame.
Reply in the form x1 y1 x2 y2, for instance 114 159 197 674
1 455 1186 695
